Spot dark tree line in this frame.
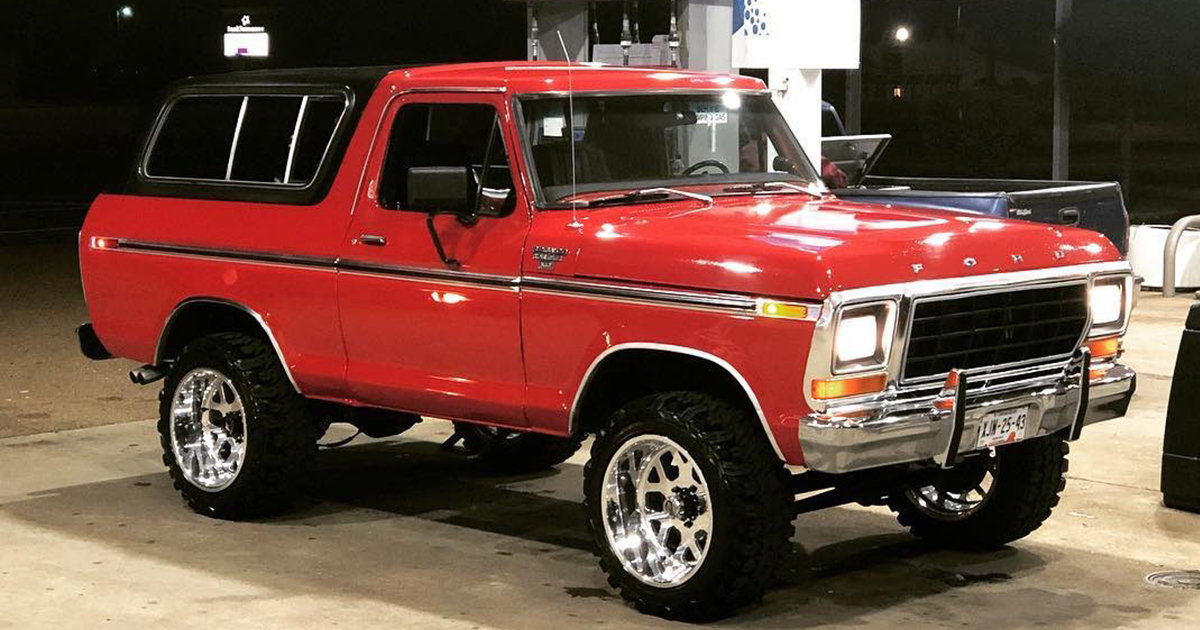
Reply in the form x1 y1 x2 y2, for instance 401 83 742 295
1063 0 1200 193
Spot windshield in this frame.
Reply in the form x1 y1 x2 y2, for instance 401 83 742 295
518 92 822 205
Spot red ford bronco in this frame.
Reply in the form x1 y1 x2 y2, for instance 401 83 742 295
78 62 1136 619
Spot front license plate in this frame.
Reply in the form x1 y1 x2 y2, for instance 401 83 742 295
975 407 1028 449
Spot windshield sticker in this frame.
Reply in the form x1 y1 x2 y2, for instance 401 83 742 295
692 105 728 125
543 116 565 138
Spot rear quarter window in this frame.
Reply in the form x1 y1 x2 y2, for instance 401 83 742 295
286 97 345 185
229 96 302 183
145 96 243 180
143 91 348 188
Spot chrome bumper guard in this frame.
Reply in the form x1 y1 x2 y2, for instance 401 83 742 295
798 351 1136 474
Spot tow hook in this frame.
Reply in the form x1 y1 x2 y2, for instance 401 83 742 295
129 364 166 386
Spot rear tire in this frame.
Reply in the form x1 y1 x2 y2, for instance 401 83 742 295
452 422 583 473
583 392 793 621
888 434 1069 550
158 332 317 520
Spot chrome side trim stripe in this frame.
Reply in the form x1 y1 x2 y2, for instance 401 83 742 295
339 260 519 289
104 240 770 313
117 240 338 269
523 276 758 312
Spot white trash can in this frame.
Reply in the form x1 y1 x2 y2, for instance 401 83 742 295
1129 224 1200 290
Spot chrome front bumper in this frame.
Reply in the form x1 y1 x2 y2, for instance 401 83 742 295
798 358 1136 474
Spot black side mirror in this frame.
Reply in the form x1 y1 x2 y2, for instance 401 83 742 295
408 166 475 268
407 166 476 224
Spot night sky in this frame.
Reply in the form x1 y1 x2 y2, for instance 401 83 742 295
0 0 1195 223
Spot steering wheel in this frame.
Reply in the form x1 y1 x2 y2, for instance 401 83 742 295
681 159 731 176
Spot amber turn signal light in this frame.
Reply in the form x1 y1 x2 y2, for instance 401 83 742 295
1087 336 1121 359
756 299 811 320
812 373 888 400
932 370 963 411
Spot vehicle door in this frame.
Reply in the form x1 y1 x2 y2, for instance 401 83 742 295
337 92 530 427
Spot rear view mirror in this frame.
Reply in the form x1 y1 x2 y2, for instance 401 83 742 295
773 155 798 174
407 166 475 223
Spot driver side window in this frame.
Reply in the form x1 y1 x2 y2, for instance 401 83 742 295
378 103 516 216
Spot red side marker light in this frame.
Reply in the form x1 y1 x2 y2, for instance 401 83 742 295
91 237 118 250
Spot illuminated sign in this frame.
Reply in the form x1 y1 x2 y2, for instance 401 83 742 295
732 0 860 69
224 15 269 58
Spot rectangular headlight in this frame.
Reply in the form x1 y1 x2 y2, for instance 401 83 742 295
832 301 896 374
1089 275 1131 337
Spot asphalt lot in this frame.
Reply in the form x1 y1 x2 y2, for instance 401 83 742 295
1 240 1198 629
0 240 156 438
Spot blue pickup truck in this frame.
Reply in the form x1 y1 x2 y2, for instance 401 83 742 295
821 103 1130 255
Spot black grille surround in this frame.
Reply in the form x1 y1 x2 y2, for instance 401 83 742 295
901 282 1089 383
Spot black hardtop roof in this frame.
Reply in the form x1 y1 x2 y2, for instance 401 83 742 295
177 64 422 102
182 64 413 87
130 65 424 205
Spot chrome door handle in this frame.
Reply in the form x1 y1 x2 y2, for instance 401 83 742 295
360 234 387 246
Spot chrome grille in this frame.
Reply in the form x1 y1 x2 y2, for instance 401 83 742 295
902 283 1088 382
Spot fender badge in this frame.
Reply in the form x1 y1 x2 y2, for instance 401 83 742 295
1054 250 1066 260
1011 254 1023 263
532 245 568 270
912 263 923 273
963 257 977 268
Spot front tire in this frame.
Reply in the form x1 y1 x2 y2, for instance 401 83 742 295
158 332 317 520
583 392 792 621
888 434 1069 550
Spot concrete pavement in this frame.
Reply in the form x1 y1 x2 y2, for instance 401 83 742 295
3 417 1199 630
1 241 1198 628
0 241 155 438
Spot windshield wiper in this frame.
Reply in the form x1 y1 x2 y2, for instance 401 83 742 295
572 187 714 208
721 181 820 196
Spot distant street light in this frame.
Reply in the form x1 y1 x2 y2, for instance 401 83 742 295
893 25 911 44
117 5 133 19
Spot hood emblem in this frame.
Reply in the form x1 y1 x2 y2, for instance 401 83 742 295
912 263 923 274
963 257 977 268
1011 254 1023 264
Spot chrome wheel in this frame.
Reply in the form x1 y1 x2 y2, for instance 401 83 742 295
907 450 997 520
169 368 247 492
600 434 713 587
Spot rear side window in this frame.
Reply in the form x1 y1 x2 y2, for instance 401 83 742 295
288 97 344 185
144 92 347 187
145 96 243 180
229 96 302 183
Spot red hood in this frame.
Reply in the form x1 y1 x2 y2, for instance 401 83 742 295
560 194 1123 300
